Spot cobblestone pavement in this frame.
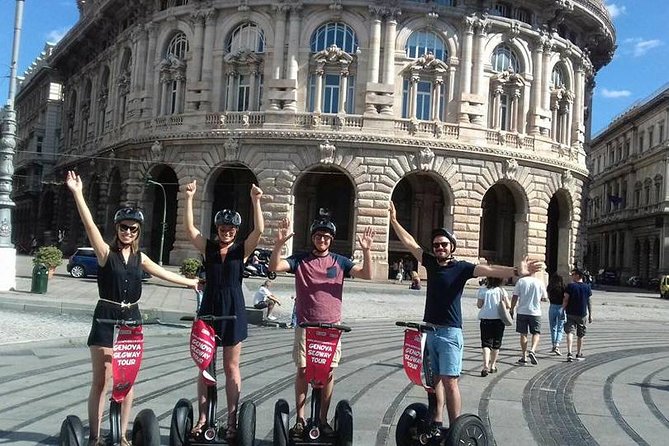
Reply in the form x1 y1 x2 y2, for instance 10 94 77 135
2 255 669 445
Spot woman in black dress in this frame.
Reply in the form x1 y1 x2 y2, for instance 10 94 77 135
66 171 199 446
184 179 264 441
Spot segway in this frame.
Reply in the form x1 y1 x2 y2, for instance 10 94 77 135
59 318 160 446
394 322 489 446
273 322 353 446
169 310 256 446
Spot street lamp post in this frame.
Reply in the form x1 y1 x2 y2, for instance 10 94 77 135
146 178 166 266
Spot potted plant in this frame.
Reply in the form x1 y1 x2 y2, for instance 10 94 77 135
179 257 203 279
33 246 64 279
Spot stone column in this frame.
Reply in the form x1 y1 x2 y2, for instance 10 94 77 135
200 10 217 111
314 67 324 113
226 71 237 111
248 69 258 111
146 24 159 115
285 6 301 111
175 74 185 114
368 8 382 84
491 88 501 129
510 90 520 132
432 77 443 121
339 71 349 114
530 36 545 135
409 75 419 119
572 62 585 143
160 80 169 115
190 12 205 82
541 47 552 112
471 19 488 96
458 16 475 123
380 12 398 115
272 6 287 79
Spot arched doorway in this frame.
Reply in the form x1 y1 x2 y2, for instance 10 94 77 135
205 164 259 242
479 183 523 266
546 191 571 276
293 167 355 257
390 173 450 278
105 169 122 239
144 165 178 265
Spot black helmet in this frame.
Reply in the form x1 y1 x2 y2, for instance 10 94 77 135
431 227 457 252
214 209 242 227
114 207 145 225
310 208 336 237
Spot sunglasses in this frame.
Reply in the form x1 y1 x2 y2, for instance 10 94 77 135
119 223 140 234
313 233 332 241
432 242 450 249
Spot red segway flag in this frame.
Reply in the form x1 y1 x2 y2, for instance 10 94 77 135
402 329 431 390
112 325 144 402
305 327 342 386
190 319 216 386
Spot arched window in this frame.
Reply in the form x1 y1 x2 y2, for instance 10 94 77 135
227 22 265 53
550 63 573 144
97 66 110 136
311 23 358 54
81 80 92 141
67 90 77 146
400 53 449 122
551 65 566 88
160 32 189 115
491 44 520 73
117 49 132 125
405 31 447 61
309 23 359 114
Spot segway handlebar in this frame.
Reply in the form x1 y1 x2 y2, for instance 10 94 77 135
299 322 351 332
180 315 237 322
395 321 435 332
96 318 143 327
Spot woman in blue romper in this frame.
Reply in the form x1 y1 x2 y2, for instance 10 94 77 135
66 171 199 446
184 179 264 441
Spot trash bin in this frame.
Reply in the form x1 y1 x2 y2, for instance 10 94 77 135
31 264 48 294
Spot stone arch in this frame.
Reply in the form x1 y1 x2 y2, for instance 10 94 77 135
546 189 572 276
547 56 575 91
396 17 459 61
201 163 259 242
216 11 275 50
483 33 533 76
143 164 179 265
292 165 356 257
300 11 370 51
157 26 194 59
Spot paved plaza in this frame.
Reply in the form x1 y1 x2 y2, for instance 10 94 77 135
1 255 669 445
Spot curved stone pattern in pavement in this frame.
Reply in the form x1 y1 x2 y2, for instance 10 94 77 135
1 319 669 445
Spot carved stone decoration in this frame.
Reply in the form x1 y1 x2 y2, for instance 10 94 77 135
408 118 419 135
403 52 448 78
504 158 519 180
319 140 336 164
508 22 521 39
223 136 240 161
310 114 321 127
562 170 574 190
418 147 435 171
150 140 163 158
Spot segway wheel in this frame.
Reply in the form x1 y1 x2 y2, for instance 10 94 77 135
273 399 290 446
334 400 353 446
131 408 161 446
395 402 428 446
237 400 256 446
444 414 489 446
169 398 194 446
59 415 85 446
267 271 277 280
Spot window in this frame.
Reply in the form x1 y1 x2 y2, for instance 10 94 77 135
514 7 530 22
227 23 265 53
492 2 511 17
639 133 644 152
649 127 654 148
405 31 447 60
166 32 189 59
551 66 566 88
491 45 520 73
237 75 251 111
311 23 358 54
36 136 43 153
660 121 665 143
160 32 189 115
499 93 510 130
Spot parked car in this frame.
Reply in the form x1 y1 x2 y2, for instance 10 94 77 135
597 268 619 286
660 275 669 299
67 247 150 279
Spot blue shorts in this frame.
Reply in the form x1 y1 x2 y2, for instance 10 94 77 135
426 327 463 377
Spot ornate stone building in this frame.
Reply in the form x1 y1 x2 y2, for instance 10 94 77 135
16 0 615 279
586 85 669 284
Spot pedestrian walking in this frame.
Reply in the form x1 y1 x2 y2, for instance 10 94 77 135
269 209 374 437
388 201 542 441
563 269 593 362
66 171 199 446
547 274 566 355
183 179 264 442
476 277 511 376
510 267 548 365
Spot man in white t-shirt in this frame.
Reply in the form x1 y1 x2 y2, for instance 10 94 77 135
253 280 279 321
510 269 547 365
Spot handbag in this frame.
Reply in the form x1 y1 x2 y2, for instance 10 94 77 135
497 300 513 326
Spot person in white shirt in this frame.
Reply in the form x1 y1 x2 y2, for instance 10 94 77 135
510 269 548 365
477 277 511 376
253 280 279 320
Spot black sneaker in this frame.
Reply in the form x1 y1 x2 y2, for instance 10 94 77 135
567 353 574 362
528 351 538 365
576 353 585 361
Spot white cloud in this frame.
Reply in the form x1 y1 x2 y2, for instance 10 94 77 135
631 39 662 57
601 88 632 99
605 3 626 18
45 27 71 44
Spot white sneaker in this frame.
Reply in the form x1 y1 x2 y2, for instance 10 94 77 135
267 315 277 321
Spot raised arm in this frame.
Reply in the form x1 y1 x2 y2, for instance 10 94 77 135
269 217 293 273
65 171 109 264
183 180 206 254
350 227 375 280
141 253 199 290
244 184 264 259
473 257 544 279
388 201 423 263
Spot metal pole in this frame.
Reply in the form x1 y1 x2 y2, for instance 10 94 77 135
0 0 25 291
147 179 166 266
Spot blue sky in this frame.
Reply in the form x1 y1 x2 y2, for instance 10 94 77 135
0 0 666 136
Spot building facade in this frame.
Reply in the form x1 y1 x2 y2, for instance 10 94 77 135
586 85 669 284
14 0 615 279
